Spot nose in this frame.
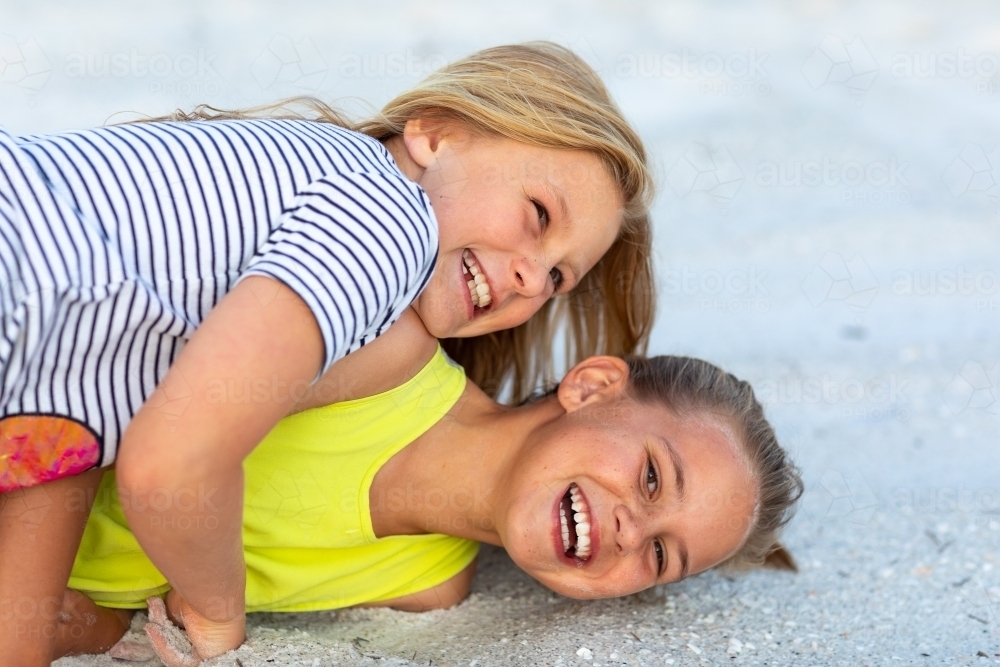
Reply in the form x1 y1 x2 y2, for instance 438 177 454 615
612 504 644 557
511 255 549 299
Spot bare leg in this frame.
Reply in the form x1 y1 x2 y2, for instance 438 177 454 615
52 588 134 658
0 467 105 667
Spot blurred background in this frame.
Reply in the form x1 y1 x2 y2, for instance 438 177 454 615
6 0 998 664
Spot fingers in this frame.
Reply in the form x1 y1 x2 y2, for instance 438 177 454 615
147 595 169 625
108 639 157 662
143 596 202 667
145 623 202 667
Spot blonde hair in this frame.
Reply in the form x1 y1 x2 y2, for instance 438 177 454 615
147 42 655 402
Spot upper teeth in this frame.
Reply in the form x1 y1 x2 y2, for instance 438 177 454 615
560 482 592 560
463 250 492 308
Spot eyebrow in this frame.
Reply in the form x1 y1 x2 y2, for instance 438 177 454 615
554 188 570 222
656 435 686 500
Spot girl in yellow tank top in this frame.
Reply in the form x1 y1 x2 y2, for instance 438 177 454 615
55 314 802 662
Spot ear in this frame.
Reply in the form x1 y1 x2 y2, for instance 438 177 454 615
401 117 459 169
557 356 629 414
761 542 797 572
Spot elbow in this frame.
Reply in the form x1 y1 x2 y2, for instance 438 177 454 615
115 434 209 515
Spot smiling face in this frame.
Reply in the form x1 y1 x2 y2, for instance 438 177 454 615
495 360 757 599
394 121 623 339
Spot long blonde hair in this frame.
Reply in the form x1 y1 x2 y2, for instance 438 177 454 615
147 42 655 402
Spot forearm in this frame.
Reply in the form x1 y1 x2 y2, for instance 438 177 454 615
118 460 246 623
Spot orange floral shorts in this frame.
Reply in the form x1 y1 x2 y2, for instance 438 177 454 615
0 415 101 493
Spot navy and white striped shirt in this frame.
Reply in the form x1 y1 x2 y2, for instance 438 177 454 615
0 119 438 467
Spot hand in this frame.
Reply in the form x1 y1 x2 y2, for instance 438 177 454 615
144 592 246 667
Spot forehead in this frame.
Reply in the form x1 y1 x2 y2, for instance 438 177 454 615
631 403 757 570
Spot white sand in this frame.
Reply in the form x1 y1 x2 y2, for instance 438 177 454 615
6 0 998 664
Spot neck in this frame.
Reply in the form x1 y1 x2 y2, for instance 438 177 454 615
381 135 424 182
370 384 564 547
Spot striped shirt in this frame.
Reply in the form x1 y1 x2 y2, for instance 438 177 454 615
0 119 438 469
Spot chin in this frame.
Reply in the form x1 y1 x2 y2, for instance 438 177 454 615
531 575 607 600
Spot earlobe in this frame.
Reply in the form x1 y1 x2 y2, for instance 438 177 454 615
557 356 630 413
402 118 450 169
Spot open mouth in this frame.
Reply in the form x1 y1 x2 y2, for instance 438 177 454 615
559 482 593 560
462 249 493 311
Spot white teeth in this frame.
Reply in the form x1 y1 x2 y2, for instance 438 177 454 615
560 509 573 554
563 483 593 560
462 250 491 308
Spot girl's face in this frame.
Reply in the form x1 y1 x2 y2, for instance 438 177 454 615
395 121 622 339
496 359 757 599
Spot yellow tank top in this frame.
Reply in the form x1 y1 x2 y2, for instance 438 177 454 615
68 347 479 612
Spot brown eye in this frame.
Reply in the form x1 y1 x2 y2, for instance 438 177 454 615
533 200 549 228
654 540 665 575
646 456 658 495
550 267 564 290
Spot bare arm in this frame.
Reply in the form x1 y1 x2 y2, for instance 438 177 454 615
115 275 324 658
356 558 477 612
287 306 438 414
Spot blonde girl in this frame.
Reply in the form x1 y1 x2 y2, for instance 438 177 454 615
0 42 653 666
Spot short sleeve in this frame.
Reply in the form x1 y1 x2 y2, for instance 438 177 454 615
234 171 438 384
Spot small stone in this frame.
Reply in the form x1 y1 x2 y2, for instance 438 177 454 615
687 643 702 655
727 638 743 655
577 646 594 660
610 653 619 660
